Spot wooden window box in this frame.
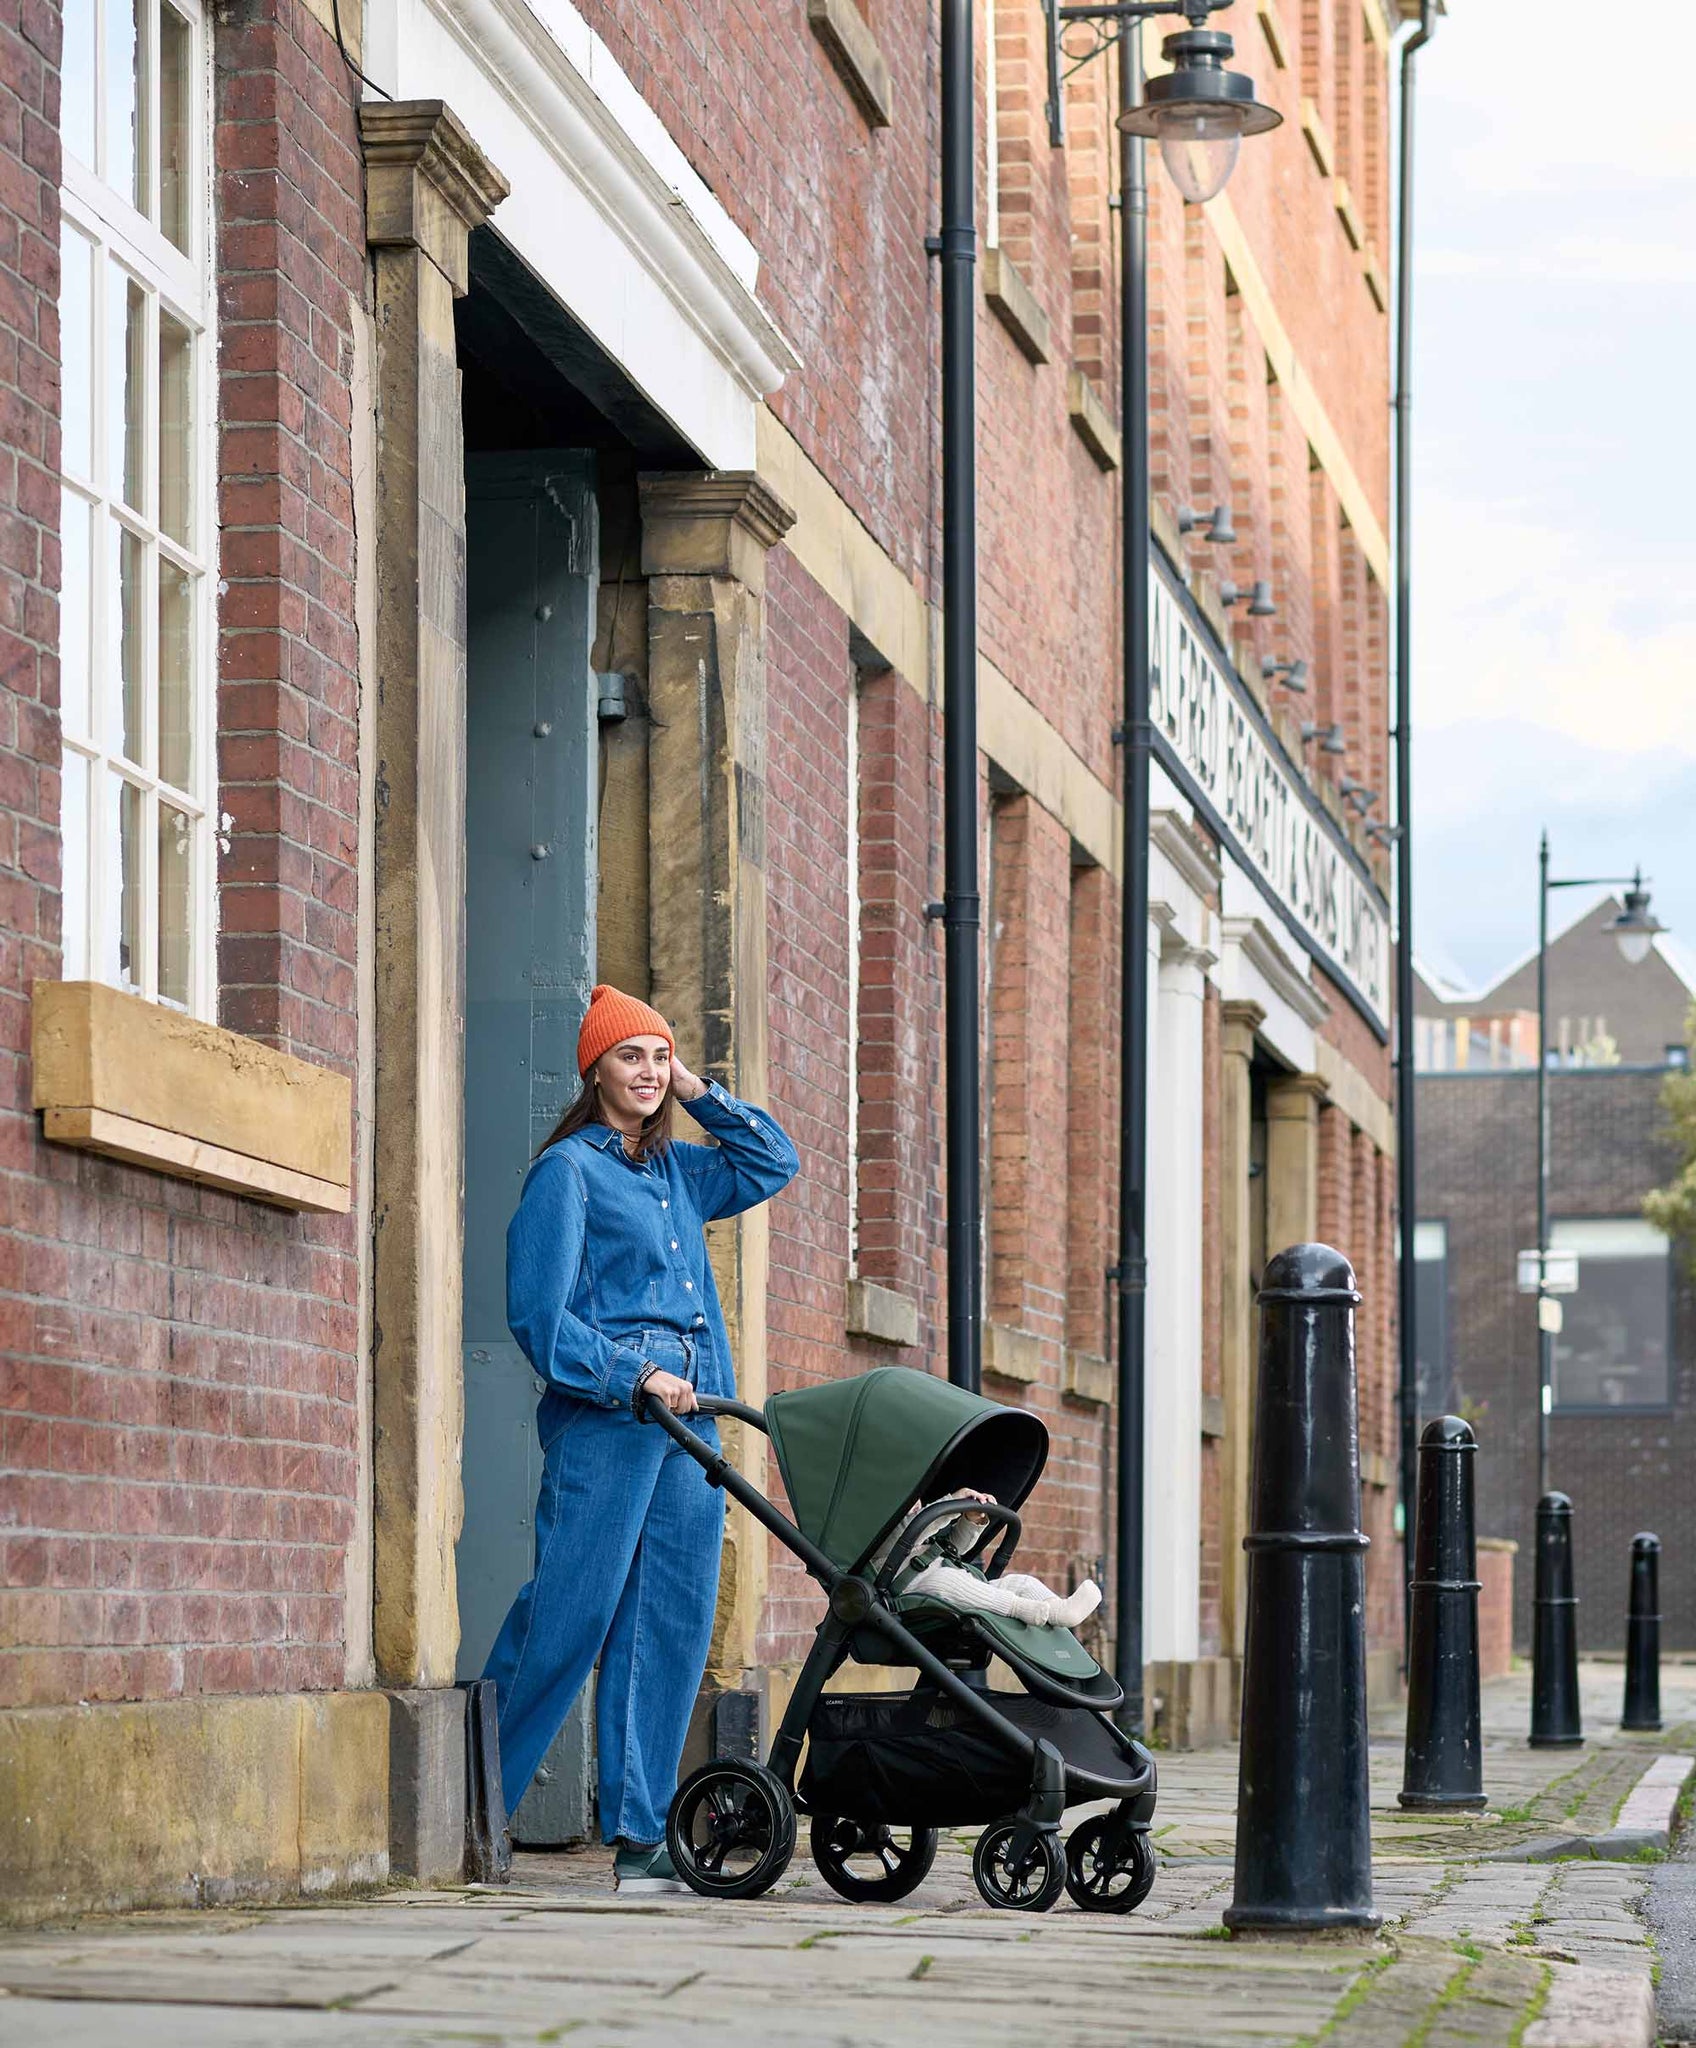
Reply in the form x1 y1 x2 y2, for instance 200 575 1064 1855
31 980 353 1213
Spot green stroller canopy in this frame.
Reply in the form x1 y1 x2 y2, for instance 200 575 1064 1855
764 1366 1049 1572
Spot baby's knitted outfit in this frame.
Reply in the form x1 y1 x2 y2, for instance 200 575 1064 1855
884 1504 1102 1629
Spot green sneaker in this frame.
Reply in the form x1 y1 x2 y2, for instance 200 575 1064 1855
614 1840 686 1894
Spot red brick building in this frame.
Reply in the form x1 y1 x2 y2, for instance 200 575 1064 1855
2 0 1404 1907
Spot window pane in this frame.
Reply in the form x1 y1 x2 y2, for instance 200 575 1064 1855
105 0 145 211
157 801 191 1005
158 311 191 545
64 0 98 170
60 492 94 741
1414 1232 1450 1420
1551 1220 1671 1409
159 3 193 255
108 266 147 510
157 557 193 790
113 777 142 989
118 523 146 764
61 749 91 981
60 225 96 482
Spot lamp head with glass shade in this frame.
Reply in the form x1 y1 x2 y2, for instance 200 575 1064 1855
1116 28 1283 204
1608 873 1664 966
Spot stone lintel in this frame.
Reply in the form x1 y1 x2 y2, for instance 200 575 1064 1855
984 246 1052 364
639 471 797 591
845 1276 920 1348
1067 369 1122 472
983 1322 1044 1385
360 100 510 294
807 0 893 128
1064 1348 1114 1406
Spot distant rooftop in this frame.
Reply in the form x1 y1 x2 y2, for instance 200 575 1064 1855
1413 895 1695 1072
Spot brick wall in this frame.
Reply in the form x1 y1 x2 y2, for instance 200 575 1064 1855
0 0 365 1712
569 0 934 598
216 0 365 1067
1417 1067 1696 1651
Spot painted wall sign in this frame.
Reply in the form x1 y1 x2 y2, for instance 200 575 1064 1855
1148 557 1391 1033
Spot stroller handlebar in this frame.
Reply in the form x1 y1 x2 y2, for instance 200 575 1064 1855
638 1388 769 1435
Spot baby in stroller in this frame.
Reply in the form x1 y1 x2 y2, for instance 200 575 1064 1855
880 1489 1103 1632
637 1363 1157 1914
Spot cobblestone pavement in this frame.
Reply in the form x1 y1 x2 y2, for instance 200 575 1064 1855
0 1662 1689 2048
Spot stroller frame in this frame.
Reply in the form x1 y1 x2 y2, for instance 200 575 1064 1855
644 1390 1158 1891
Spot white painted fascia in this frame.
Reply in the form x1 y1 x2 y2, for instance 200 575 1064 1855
376 0 800 470
1218 898 1328 1072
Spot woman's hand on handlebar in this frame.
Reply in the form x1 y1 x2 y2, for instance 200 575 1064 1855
645 1369 698 1415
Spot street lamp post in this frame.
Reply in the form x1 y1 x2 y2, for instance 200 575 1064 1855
1533 832 1664 1496
1044 0 1278 1733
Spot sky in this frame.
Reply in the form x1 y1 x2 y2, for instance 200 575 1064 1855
1406 0 1696 991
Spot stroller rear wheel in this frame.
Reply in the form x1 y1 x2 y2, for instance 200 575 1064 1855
666 1758 797 1900
1063 1814 1156 1912
810 1817 938 1904
971 1820 1065 1912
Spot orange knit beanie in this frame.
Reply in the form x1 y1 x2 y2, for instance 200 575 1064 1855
577 984 674 1076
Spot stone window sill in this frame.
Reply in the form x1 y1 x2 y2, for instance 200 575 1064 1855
31 980 353 1213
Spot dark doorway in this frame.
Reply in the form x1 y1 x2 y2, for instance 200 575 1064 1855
452 233 701 1845
457 449 600 1845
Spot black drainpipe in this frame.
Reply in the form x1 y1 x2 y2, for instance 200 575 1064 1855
1394 0 1436 1647
1113 27 1151 1736
939 0 981 1392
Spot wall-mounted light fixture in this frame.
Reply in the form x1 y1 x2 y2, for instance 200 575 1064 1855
1178 502 1236 543
1301 721 1346 756
1340 777 1379 814
1367 821 1403 846
1260 656 1308 691
1220 578 1275 616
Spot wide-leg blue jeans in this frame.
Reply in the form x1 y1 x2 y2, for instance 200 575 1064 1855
482 1334 724 1845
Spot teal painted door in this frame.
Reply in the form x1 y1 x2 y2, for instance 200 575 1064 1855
457 452 598 1845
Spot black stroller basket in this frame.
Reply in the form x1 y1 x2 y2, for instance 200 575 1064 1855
641 1369 1158 1914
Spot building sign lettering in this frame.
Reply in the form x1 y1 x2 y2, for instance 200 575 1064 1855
1149 559 1391 1032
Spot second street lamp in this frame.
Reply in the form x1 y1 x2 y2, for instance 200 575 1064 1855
1045 0 1279 1734
1533 835 1666 1497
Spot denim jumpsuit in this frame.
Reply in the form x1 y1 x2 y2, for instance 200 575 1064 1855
482 1081 799 1844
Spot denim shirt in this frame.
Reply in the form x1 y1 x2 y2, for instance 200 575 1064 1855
506 1081 800 1409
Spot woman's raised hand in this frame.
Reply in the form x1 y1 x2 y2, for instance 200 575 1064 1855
667 1050 707 1103
646 1369 698 1415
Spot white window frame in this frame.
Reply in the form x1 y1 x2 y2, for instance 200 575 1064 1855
58 0 218 1018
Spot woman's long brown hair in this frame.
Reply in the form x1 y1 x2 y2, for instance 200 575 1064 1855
538 1066 674 1162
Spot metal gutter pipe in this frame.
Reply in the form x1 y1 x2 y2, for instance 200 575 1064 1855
940 0 982 1392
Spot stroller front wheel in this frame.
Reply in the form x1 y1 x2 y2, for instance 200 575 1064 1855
810 1816 939 1904
971 1820 1065 1912
1063 1814 1157 1913
666 1758 797 1900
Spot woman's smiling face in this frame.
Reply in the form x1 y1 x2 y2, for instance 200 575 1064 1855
593 1035 673 1132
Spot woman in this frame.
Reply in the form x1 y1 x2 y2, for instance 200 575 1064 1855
483 983 799 1893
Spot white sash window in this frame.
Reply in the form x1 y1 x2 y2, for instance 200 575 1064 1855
59 0 215 1013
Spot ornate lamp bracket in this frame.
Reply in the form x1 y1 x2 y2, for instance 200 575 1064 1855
1044 0 1234 145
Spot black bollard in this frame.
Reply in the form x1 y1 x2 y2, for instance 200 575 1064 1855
1399 1417 1486 1810
1225 1244 1379 1933
1528 1492 1582 1748
1622 1533 1662 1733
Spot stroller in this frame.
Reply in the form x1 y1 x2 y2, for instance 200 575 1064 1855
640 1365 1158 1914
